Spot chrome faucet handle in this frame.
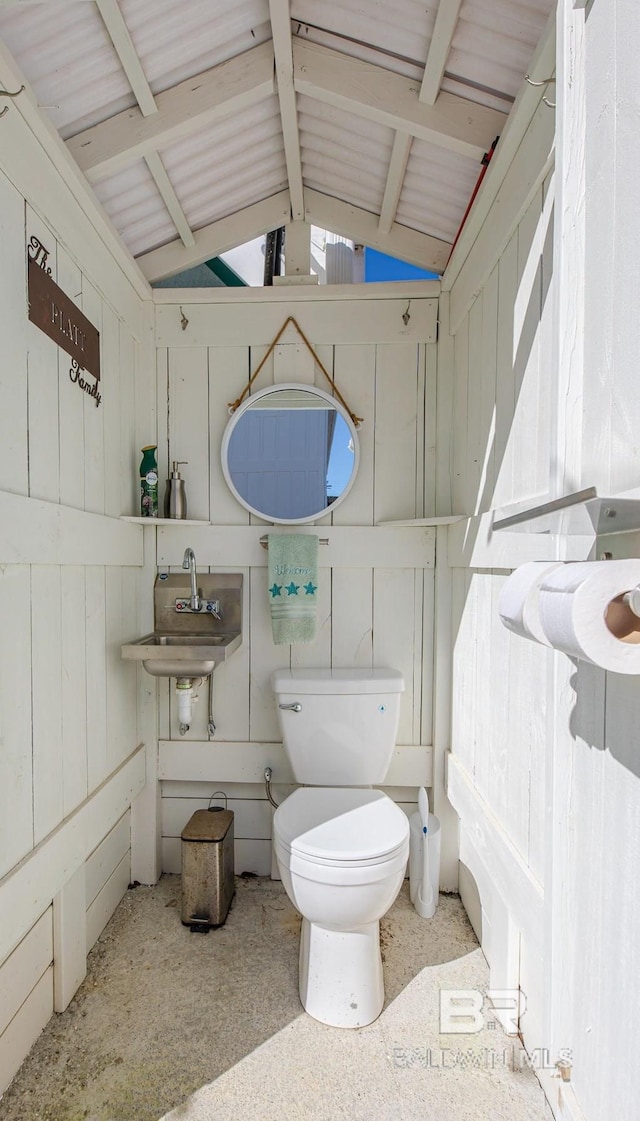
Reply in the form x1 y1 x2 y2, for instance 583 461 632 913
279 702 302 712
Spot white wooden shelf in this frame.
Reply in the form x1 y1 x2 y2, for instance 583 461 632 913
375 516 465 526
120 516 210 526
492 488 640 535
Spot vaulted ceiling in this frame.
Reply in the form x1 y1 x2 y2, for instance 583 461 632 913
0 0 555 282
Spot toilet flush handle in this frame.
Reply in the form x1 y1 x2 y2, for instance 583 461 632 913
279 702 302 712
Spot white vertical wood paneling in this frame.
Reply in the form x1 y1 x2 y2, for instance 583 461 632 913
332 344 375 526
31 566 64 844
209 346 251 525
60 567 88 815
168 347 209 521
249 566 290 742
374 343 420 524
452 316 469 515
57 248 85 511
291 568 332 669
0 566 33 878
53 866 86 1013
81 278 105 515
85 567 108 792
0 108 148 1091
102 303 123 518
492 231 518 509
331 569 373 667
423 343 437 517
0 174 28 496
26 207 60 505
465 297 483 516
373 568 419 745
119 327 138 520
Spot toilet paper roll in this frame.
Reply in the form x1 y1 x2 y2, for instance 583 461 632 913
498 561 565 645
538 559 640 674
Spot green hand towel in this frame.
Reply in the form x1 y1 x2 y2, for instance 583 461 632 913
268 534 319 645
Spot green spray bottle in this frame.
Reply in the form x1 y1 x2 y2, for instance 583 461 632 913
140 445 158 517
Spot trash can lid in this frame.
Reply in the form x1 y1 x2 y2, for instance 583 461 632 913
181 808 233 842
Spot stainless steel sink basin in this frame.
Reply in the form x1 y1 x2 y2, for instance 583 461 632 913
121 632 242 677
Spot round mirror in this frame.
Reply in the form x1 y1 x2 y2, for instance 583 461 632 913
221 383 360 524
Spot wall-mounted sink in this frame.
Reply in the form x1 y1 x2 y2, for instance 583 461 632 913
121 569 243 679
121 632 242 678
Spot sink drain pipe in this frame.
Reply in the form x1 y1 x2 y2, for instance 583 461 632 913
176 678 195 735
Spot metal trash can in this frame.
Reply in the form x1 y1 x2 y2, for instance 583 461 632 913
181 793 234 931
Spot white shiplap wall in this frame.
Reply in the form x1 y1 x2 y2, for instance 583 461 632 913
441 4 640 1119
440 100 556 1060
0 112 151 1091
151 294 439 877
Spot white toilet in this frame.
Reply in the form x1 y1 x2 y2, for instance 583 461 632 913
271 667 410 1028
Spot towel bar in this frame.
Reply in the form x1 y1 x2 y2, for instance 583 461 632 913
260 535 329 549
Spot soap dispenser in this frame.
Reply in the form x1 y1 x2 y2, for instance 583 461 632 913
164 461 188 519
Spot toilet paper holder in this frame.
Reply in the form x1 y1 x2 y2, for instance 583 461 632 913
623 586 640 618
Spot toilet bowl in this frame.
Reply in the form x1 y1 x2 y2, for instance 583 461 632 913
273 786 410 1028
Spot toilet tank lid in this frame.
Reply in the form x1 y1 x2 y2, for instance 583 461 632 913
271 667 405 695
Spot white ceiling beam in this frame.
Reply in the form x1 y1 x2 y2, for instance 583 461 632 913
269 0 304 220
67 41 275 180
96 0 156 117
293 40 506 162
304 189 450 274
419 0 463 106
378 132 412 235
144 151 194 248
137 191 292 282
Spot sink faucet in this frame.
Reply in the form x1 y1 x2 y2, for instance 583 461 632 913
182 547 201 612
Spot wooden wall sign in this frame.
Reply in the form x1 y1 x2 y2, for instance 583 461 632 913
27 236 102 407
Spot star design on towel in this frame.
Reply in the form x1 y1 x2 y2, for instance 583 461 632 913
303 581 317 595
269 583 283 597
285 582 300 596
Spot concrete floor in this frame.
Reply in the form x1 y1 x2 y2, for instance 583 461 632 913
0 876 553 1121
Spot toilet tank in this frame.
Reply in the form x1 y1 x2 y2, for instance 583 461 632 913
271 668 405 785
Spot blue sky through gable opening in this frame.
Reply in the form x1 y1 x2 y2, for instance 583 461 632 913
364 248 439 282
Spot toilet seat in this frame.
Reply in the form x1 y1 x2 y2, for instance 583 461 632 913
274 787 409 867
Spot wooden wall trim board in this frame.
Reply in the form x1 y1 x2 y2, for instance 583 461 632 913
0 746 144 966
0 909 52 1040
448 99 556 336
155 297 438 347
153 280 440 305
156 525 435 569
159 741 433 788
442 8 555 296
0 966 53 1095
0 492 143 566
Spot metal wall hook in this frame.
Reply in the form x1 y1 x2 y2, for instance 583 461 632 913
0 84 25 120
524 74 555 88
542 96 556 109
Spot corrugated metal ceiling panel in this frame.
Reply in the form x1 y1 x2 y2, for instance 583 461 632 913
0 0 555 272
299 95 393 216
119 0 271 95
0 2 134 137
92 158 175 258
291 0 434 75
160 97 287 233
397 141 481 244
450 0 552 100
